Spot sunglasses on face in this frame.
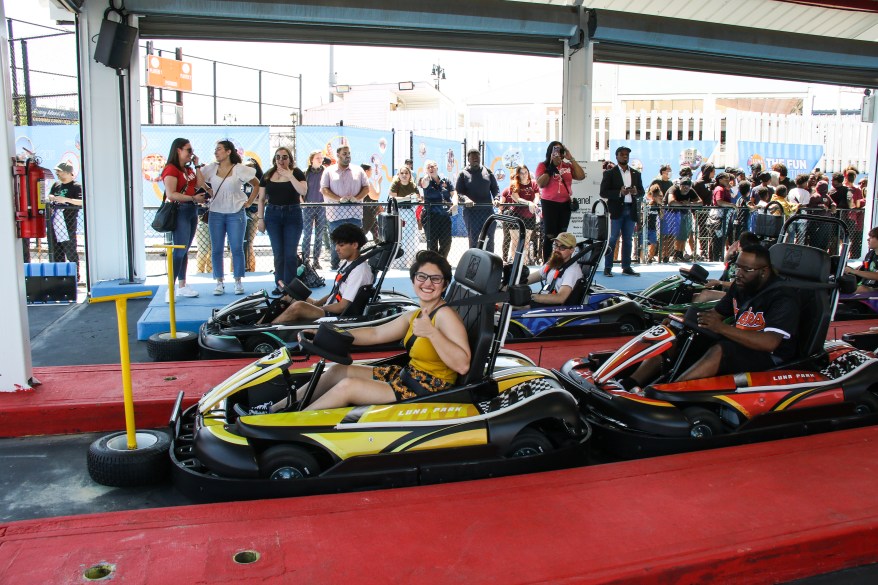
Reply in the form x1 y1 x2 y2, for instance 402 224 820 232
181 147 193 152
275 154 290 160
414 272 444 284
553 243 572 250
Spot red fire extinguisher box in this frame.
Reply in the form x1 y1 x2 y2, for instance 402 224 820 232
24 262 77 304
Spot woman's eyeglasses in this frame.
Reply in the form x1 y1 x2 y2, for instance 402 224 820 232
275 154 290 160
414 272 444 284
182 147 193 152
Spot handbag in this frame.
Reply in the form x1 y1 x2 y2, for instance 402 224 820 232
151 194 178 232
569 198 580 212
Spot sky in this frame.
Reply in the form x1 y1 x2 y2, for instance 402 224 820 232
5 0 864 117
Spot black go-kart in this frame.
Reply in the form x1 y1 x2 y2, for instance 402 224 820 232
555 213 878 460
505 201 648 341
170 215 591 502
198 199 418 358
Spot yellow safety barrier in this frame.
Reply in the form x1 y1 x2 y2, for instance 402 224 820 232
89 290 152 450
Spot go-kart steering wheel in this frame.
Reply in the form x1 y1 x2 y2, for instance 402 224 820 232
298 330 354 365
682 306 720 341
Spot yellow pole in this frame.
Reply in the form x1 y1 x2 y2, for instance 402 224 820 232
90 290 152 449
153 244 186 339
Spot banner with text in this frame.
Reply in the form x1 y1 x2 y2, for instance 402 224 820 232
737 141 824 176
411 134 462 184
608 140 720 182
295 125 393 201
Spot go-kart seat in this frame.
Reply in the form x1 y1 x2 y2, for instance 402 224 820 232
769 243 831 359
333 212 400 317
446 248 503 385
564 209 609 305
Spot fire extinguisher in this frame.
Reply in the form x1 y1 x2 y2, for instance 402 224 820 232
13 157 54 239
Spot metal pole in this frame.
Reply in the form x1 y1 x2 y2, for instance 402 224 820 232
7 19 19 126
258 69 262 125
213 61 217 125
298 74 303 126
21 39 32 126
175 47 183 124
118 70 136 283
146 41 154 124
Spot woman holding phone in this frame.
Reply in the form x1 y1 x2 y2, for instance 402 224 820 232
535 141 585 261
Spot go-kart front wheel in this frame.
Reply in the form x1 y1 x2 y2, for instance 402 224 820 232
243 333 283 355
505 429 554 458
684 407 724 439
259 445 320 480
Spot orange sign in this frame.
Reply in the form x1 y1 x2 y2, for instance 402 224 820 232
146 55 192 92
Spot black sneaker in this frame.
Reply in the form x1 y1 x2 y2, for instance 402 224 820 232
622 267 641 277
603 268 613 277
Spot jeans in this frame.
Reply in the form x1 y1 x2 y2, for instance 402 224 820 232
171 203 199 283
264 203 303 286
605 205 636 270
541 199 572 262
301 205 327 259
425 212 452 258
208 208 246 280
328 218 362 269
463 205 495 252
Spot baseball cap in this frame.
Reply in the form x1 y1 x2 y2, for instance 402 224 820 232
552 232 577 249
55 162 73 174
615 146 632 155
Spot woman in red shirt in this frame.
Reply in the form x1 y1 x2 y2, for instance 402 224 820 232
500 165 541 264
159 138 207 301
535 141 585 261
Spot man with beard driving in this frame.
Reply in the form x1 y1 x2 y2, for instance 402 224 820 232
621 244 800 389
523 231 582 307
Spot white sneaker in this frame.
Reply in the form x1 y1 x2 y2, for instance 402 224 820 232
234 282 245 295
177 285 199 298
213 282 225 295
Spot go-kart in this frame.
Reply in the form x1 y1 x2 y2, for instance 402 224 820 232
633 204 788 323
505 201 648 340
555 214 878 460
170 215 591 502
198 200 419 358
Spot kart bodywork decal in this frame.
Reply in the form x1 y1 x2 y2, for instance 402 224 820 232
303 431 410 459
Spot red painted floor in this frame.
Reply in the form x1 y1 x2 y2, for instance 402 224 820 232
2 426 878 584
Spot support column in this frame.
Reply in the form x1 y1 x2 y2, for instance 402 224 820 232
561 11 593 162
0 1 33 391
865 94 877 254
77 3 145 283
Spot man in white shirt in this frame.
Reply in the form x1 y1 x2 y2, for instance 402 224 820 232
321 145 369 269
525 232 583 306
272 224 373 323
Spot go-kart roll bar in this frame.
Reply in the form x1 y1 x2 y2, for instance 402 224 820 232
477 214 527 376
368 197 401 304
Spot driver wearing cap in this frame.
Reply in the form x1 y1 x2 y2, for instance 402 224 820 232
524 231 582 306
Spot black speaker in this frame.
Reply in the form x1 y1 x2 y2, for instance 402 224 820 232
94 18 138 69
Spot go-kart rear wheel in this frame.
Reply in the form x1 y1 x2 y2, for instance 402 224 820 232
853 392 878 416
617 315 643 334
243 334 283 355
259 445 320 480
505 429 554 458
684 407 723 439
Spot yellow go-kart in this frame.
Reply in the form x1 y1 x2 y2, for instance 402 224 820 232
170 216 591 501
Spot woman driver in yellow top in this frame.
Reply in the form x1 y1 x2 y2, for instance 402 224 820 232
296 250 471 411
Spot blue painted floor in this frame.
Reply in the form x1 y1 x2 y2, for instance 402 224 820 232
130 261 726 341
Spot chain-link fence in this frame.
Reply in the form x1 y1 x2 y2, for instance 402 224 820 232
633 204 866 264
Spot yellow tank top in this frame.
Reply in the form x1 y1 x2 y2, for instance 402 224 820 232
403 308 458 384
